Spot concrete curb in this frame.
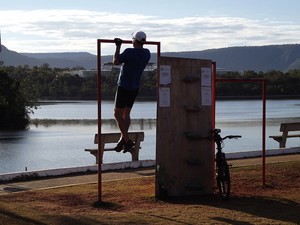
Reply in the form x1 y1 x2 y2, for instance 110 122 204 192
0 160 155 182
226 147 300 159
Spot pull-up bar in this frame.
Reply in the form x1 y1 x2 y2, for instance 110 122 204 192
96 39 161 203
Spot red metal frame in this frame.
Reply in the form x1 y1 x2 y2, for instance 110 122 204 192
211 62 217 188
97 39 160 203
212 75 267 186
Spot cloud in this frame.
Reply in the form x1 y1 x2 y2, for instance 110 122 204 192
1 9 300 54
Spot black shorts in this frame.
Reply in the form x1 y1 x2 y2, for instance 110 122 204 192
115 86 139 108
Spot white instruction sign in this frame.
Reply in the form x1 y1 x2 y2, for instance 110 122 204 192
160 65 171 85
159 87 170 107
201 86 212 106
201 67 212 87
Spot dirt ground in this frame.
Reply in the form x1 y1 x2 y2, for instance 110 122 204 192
0 159 299 224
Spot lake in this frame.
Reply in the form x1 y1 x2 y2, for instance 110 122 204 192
0 99 299 174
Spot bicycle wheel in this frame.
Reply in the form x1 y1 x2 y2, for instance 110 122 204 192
216 153 230 200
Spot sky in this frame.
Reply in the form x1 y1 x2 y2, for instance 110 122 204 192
1 0 300 55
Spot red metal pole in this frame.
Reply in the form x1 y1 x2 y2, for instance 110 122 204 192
97 39 102 203
262 80 266 186
156 41 161 112
99 39 160 46
211 62 217 188
211 62 216 132
156 42 161 85
157 43 161 69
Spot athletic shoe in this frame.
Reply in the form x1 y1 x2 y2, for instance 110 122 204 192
114 138 125 152
123 139 135 153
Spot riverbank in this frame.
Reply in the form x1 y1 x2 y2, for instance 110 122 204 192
1 152 300 196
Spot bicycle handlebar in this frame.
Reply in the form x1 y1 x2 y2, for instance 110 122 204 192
186 129 242 141
200 135 242 141
223 135 242 140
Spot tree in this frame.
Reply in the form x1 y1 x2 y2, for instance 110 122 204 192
0 71 33 129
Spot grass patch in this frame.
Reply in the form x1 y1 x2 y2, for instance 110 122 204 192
0 161 299 224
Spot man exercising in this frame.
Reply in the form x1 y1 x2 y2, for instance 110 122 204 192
113 31 151 153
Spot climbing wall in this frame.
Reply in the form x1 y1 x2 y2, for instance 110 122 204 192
156 56 214 198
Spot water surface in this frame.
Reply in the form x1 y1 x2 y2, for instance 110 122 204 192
0 99 299 174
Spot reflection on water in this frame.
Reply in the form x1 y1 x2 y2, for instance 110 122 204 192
0 134 25 141
0 119 157 174
30 118 157 130
31 119 98 127
1 99 300 174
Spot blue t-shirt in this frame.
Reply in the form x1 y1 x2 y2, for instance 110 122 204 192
117 48 151 90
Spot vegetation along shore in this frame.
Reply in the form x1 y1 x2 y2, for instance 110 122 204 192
1 65 300 129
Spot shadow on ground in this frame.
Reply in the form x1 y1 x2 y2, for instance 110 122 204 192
163 194 300 224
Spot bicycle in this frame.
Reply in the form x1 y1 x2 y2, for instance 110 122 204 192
207 129 242 200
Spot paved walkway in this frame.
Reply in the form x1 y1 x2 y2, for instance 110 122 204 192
0 154 299 195
0 168 155 195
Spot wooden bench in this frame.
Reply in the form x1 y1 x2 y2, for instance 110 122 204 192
85 132 144 163
269 122 300 148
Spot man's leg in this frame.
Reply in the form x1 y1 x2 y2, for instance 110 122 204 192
114 107 134 152
114 107 132 142
113 86 138 152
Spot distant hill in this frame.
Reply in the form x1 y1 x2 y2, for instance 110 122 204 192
21 52 99 69
1 44 300 71
0 45 43 67
162 44 300 72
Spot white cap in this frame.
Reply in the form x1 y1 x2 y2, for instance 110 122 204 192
132 31 147 43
